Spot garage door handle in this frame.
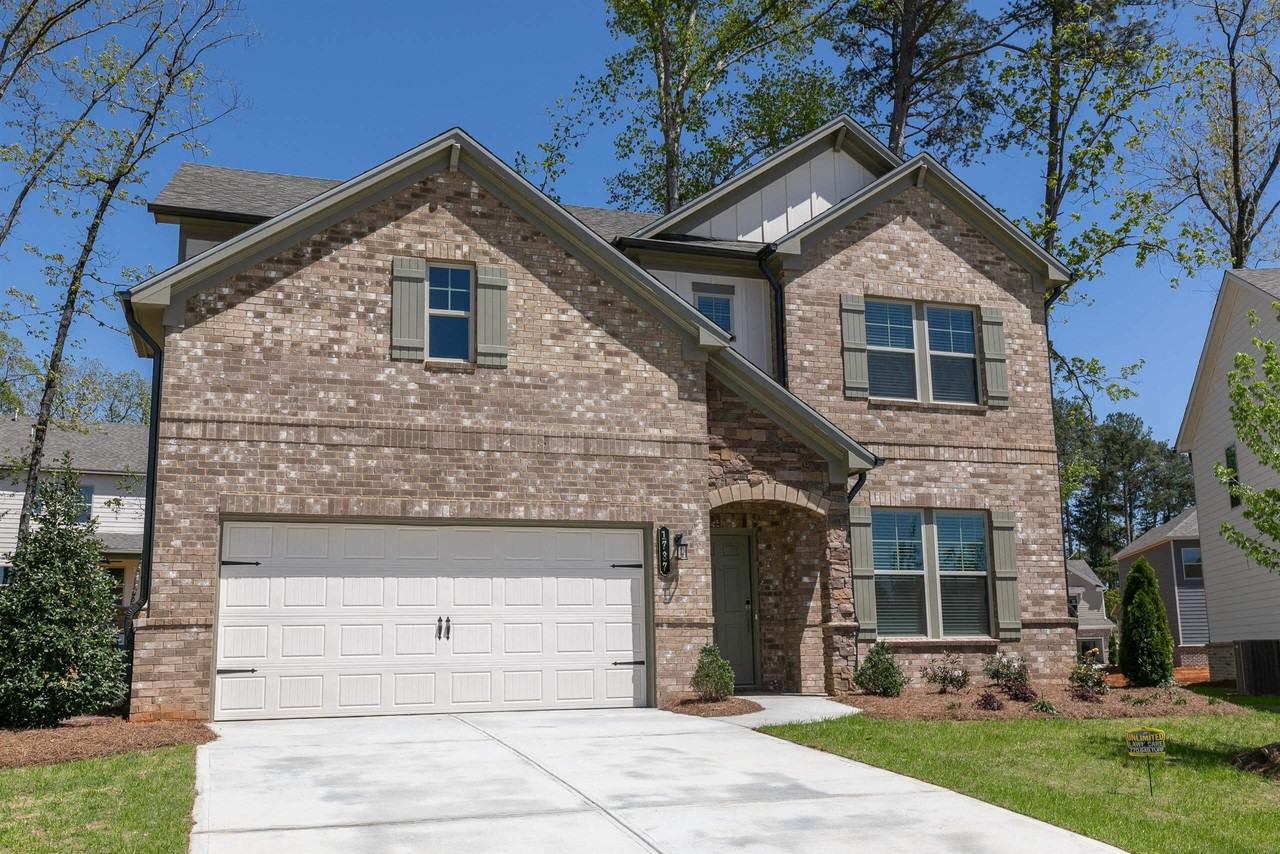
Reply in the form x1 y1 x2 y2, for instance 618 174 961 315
216 668 258 675
437 616 443 640
445 617 451 640
611 660 645 666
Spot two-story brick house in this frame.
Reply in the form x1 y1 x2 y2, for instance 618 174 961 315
120 117 1075 721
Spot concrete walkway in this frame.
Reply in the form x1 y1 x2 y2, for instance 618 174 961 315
190 709 1121 854
713 693 859 728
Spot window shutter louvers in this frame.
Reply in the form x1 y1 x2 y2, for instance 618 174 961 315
849 506 877 640
981 307 1009 407
990 511 1021 640
841 294 869 399
390 257 426 360
476 265 509 368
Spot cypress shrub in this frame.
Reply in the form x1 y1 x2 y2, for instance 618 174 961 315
1118 557 1174 687
690 643 735 701
853 641 907 697
0 466 126 728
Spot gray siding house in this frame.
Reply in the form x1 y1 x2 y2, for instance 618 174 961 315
1066 559 1113 662
1114 508 1207 667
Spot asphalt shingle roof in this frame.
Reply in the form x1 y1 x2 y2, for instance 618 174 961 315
1113 507 1199 561
150 163 659 243
1231 268 1280 300
0 421 147 475
100 531 143 554
1066 559 1105 589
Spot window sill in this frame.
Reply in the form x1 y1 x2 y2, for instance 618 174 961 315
878 635 999 647
868 398 989 415
421 359 478 374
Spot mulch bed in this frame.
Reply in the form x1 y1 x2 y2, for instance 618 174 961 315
0 715 216 769
1233 743 1280 783
662 697 764 717
839 682 1247 721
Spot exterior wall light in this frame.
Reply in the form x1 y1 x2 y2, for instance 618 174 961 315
674 532 688 561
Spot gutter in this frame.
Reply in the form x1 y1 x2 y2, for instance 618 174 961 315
119 294 162 685
755 244 788 386
613 234 763 261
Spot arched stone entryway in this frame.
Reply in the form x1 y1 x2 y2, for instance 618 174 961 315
709 492 851 694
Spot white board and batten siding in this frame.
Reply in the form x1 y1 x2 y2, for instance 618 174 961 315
1186 280 1280 642
214 522 648 721
650 270 774 375
689 148 877 243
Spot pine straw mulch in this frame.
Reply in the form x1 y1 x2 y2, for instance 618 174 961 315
838 682 1249 721
1233 743 1280 782
662 696 764 717
0 715 216 769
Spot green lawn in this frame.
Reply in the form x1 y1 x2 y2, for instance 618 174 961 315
0 745 197 854
1191 684 1280 714
764 707 1280 854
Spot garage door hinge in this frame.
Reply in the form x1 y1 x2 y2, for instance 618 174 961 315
610 563 642 569
611 660 645 666
216 668 259 675
220 560 261 566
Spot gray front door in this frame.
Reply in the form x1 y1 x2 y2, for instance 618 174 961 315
711 532 756 687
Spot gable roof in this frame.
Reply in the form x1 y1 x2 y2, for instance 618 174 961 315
125 127 878 481
1113 508 1199 562
633 116 901 240
1066 559 1105 590
774 154 1071 283
1177 269 1280 449
0 421 147 475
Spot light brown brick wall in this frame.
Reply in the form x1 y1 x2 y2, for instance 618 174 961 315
133 170 721 719
782 186 1074 677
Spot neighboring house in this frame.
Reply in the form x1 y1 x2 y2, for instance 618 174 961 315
1114 508 1207 667
0 421 148 609
120 116 1076 722
1066 559 1113 663
1178 269 1280 685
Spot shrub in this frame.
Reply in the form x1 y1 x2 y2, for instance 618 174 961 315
1003 676 1038 702
690 643 735 701
0 465 126 728
1068 648 1109 702
982 651 1028 689
853 642 907 697
920 653 971 693
975 691 1004 711
1118 557 1174 687
1030 698 1059 715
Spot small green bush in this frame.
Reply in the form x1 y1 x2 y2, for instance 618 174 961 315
853 642 907 697
0 465 126 728
690 643 735 701
1118 558 1174 687
982 651 1028 689
1068 648 1109 702
1030 698 1059 715
921 653 971 693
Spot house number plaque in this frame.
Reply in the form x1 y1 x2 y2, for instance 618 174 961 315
657 526 672 576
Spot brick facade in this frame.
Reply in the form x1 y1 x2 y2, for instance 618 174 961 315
779 187 1075 678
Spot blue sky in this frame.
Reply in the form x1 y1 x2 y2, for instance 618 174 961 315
27 0 1217 443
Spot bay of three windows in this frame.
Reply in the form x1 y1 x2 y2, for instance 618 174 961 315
873 508 991 637
866 300 979 404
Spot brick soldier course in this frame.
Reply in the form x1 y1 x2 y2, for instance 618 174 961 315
123 118 1076 720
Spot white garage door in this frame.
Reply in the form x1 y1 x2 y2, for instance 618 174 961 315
214 522 648 721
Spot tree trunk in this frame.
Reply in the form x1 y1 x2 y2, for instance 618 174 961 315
887 0 920 157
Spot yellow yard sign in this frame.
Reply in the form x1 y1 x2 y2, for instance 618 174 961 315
1126 727 1167 758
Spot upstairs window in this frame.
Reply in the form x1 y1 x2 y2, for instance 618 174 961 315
926 307 978 403
1182 547 1203 580
696 295 733 333
78 486 94 524
427 265 473 361
865 301 917 399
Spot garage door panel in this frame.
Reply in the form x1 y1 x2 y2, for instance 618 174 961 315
216 524 646 720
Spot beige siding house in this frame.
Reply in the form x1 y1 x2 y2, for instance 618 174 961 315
119 117 1077 722
1177 269 1280 683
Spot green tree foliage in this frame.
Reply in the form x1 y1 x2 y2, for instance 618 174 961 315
832 0 1022 163
515 0 840 211
690 642 735 700
1056 404 1193 570
0 463 125 728
1118 557 1174 686
1216 303 1280 571
853 641 907 696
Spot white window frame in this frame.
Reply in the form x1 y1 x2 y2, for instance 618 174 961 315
872 507 994 639
1181 546 1203 580
865 298 920 401
871 509 929 636
78 485 94 525
692 282 736 336
924 303 980 405
425 262 475 363
695 293 734 334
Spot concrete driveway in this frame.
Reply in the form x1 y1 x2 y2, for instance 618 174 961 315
190 709 1119 853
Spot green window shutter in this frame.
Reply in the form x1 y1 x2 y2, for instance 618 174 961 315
476 265 509 368
841 294 869 399
849 506 877 640
391 257 426 360
990 511 1021 640
981 307 1009 408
